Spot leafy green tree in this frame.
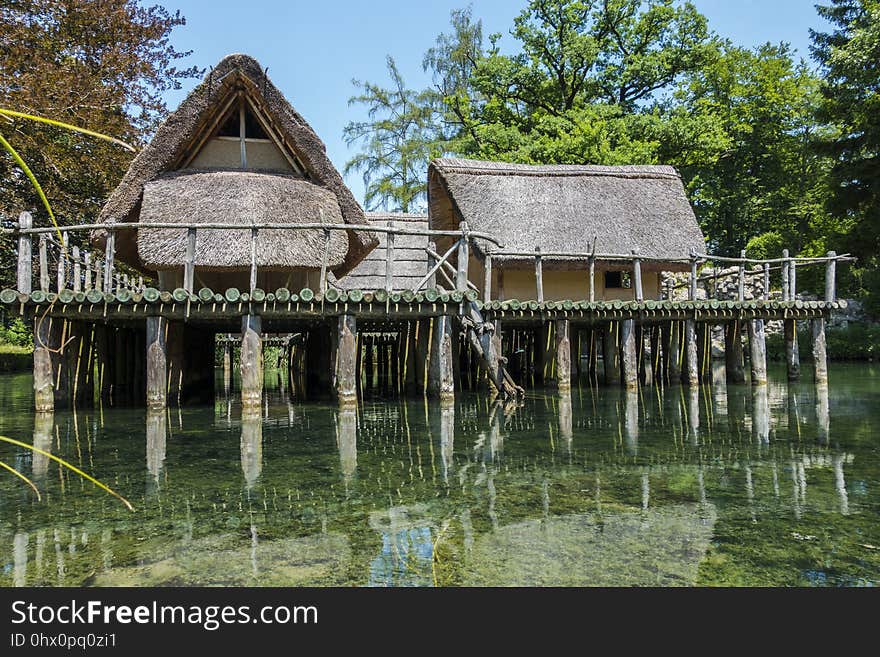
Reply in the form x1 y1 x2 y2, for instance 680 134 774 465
343 57 442 212
811 0 880 310
0 0 199 286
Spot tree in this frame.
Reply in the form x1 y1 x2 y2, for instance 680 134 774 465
343 57 441 212
0 0 199 286
811 0 880 309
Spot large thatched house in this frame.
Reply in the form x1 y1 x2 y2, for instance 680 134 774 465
428 158 705 301
94 53 376 292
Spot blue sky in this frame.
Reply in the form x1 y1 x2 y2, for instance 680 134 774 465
162 0 830 206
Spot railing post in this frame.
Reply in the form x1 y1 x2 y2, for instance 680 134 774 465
385 220 395 293
84 252 92 291
535 246 544 303
588 256 595 303
763 262 770 301
790 254 797 299
250 227 259 293
825 251 836 302
16 212 32 294
632 249 643 302
738 250 746 301
73 245 81 293
781 249 790 301
427 240 437 290
57 231 68 292
104 230 115 293
39 234 49 293
484 247 493 303
184 227 196 294
689 250 698 301
456 221 470 292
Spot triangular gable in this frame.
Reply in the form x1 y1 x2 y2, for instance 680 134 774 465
96 53 374 276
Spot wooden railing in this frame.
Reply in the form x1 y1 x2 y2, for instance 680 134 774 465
3 210 855 304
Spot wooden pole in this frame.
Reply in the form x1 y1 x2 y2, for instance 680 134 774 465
725 321 746 383
250 227 258 293
457 221 470 292
555 319 571 391
385 220 395 293
763 263 770 301
603 323 621 386
335 314 358 406
104 230 115 293
738 249 746 301
748 318 768 386
621 319 638 390
825 251 836 302
685 251 699 386
16 212 33 293
39 234 49 292
811 318 828 385
588 256 595 303
428 314 455 402
535 246 544 303
689 251 698 301
72 246 81 293
782 249 790 301
484 249 493 302
785 317 800 381
184 227 196 294
146 316 167 409
668 321 682 384
57 231 68 292
33 315 60 412
241 314 263 409
632 250 643 302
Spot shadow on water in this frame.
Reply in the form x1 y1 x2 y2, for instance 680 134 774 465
0 364 878 587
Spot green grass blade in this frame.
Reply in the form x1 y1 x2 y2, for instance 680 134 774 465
0 459 42 501
0 130 62 243
0 108 136 152
0 435 134 511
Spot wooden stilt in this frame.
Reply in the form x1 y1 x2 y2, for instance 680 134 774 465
725 321 746 384
240 314 262 409
335 314 357 406
603 323 621 386
33 314 61 412
785 318 800 381
747 319 767 386
428 315 455 402
554 319 571 391
621 319 638 390
684 319 699 386
668 321 682 384
146 316 167 409
811 318 828 385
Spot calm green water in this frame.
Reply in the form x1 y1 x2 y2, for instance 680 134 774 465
1 364 878 587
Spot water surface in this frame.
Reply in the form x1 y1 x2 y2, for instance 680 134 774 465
1 364 878 586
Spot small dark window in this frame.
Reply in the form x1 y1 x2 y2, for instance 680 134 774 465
605 271 632 289
214 103 269 139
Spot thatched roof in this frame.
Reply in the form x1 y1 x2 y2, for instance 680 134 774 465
336 213 429 291
138 171 348 271
428 158 705 270
94 53 376 276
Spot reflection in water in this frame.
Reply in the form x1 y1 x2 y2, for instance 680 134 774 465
32 412 53 482
2 363 875 587
240 412 263 489
336 408 357 487
146 410 167 493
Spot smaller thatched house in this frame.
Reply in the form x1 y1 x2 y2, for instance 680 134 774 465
428 158 705 301
336 213 429 292
94 53 376 292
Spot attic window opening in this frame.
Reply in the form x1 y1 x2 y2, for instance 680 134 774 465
605 271 631 289
215 100 269 141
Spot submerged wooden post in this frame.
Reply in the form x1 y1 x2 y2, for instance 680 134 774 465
684 252 699 386
603 323 621 386
748 317 768 386
16 212 32 293
146 316 166 409
811 317 828 385
33 315 61 412
667 320 682 383
534 247 544 303
621 319 638 390
554 319 571 391
725 320 746 383
335 314 358 406
428 315 455 402
240 314 263 408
